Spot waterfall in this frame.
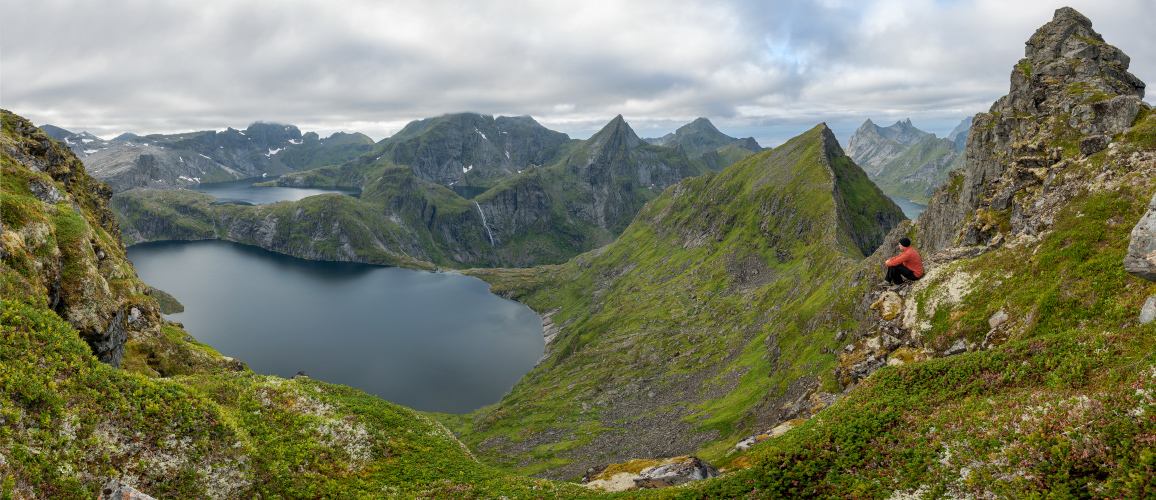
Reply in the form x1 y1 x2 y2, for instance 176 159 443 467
474 201 495 246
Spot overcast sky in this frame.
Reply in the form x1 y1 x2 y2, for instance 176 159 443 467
2 0 1153 147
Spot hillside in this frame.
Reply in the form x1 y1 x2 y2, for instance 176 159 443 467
444 123 905 479
54 122 373 193
846 118 967 204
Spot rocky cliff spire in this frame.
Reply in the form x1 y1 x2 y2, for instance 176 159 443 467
915 7 1151 253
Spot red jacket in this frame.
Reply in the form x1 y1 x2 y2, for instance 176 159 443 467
885 246 923 278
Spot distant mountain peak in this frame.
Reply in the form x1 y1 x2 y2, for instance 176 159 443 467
590 115 642 148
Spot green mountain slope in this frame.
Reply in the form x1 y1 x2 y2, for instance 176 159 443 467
442 124 905 479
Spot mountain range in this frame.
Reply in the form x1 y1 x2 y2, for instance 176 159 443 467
109 115 754 267
3 6 1156 498
845 117 970 204
39 122 377 192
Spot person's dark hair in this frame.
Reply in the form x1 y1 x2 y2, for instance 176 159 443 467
899 237 911 247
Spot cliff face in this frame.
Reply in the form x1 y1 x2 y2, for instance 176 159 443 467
917 7 1148 252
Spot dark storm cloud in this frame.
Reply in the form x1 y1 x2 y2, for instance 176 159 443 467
2 0 1152 145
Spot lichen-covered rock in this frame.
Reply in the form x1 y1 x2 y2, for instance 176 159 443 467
98 479 157 500
1125 192 1156 282
870 291 903 320
634 456 720 489
1079 134 1111 156
1140 297 1156 324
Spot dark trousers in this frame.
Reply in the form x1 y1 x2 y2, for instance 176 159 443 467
885 264 920 284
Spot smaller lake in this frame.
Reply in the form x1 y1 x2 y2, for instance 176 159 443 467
449 185 490 200
127 240 544 414
193 177 360 205
888 196 927 219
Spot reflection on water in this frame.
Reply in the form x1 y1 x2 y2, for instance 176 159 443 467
127 240 544 414
449 185 490 200
888 196 927 219
193 177 360 205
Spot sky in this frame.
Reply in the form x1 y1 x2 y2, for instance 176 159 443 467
2 0 1153 148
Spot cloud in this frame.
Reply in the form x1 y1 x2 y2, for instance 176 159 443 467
2 0 1152 145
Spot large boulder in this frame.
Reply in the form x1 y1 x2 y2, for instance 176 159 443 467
1125 192 1156 282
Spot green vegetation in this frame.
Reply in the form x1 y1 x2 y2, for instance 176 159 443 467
442 124 904 480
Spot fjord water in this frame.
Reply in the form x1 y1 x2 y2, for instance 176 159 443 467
126 240 544 413
193 176 360 204
888 196 927 219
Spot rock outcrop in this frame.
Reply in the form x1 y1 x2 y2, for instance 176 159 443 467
581 456 720 492
2 110 166 367
1125 192 1156 281
916 7 1148 253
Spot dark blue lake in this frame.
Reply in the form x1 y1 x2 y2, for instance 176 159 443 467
193 176 360 205
888 196 927 219
126 240 544 414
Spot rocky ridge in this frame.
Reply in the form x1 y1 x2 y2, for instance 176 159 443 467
2 111 167 367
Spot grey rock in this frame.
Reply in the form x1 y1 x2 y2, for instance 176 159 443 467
83 309 127 368
98 479 157 500
1125 192 1156 282
944 339 969 357
1140 297 1156 324
28 180 66 204
988 310 1010 329
633 456 720 489
1078 135 1110 156
293 371 310 379
881 334 902 351
1069 96 1143 136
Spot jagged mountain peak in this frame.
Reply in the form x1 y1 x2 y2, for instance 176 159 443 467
918 7 1151 252
587 114 642 149
996 6 1145 118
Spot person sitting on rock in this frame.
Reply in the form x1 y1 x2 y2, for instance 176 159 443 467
884 237 923 286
